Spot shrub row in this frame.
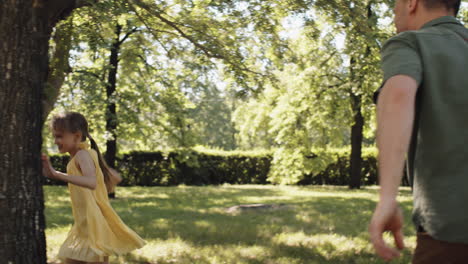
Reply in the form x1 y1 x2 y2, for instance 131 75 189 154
46 147 407 186
46 149 271 186
117 149 271 186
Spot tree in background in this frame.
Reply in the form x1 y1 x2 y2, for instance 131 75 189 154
40 1 466 187
316 0 391 189
43 0 292 152
234 0 393 187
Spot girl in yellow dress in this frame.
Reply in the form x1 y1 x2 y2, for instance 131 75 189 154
42 112 146 264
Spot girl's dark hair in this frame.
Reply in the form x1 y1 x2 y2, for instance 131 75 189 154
51 112 112 191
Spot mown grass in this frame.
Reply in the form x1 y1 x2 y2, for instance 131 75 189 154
44 185 415 264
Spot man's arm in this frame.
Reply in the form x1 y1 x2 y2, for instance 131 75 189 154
369 75 418 261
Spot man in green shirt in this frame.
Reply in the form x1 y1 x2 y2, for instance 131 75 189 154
369 0 467 263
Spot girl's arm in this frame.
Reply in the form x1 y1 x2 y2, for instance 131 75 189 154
109 167 122 185
42 151 97 190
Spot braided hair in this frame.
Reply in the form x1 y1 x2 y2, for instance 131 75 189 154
51 112 112 191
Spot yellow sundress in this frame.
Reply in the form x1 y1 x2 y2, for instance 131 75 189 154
57 142 146 262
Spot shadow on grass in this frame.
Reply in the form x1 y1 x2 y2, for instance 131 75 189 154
45 185 415 264
45 185 287 229
127 191 414 264
120 196 414 243
124 241 413 264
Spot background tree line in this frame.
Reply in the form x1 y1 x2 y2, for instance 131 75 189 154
42 0 430 188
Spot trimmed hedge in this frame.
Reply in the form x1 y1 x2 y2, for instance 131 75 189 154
46 147 406 186
46 149 272 186
117 150 271 186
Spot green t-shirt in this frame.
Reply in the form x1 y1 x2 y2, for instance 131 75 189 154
377 16 468 243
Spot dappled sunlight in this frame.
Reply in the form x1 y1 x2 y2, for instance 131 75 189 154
116 187 172 200
237 245 271 260
272 232 370 258
193 220 213 229
133 238 194 261
46 226 70 262
149 218 171 230
129 241 275 264
45 185 416 263
44 197 71 208
294 210 328 225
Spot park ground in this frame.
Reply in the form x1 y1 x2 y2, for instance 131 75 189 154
45 185 415 264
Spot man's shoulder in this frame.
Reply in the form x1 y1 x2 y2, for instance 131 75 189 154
382 31 419 52
389 31 418 40
394 24 467 43
382 26 460 52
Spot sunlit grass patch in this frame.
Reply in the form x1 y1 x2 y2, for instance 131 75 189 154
45 185 415 263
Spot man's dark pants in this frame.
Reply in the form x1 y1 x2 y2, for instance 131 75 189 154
413 230 468 264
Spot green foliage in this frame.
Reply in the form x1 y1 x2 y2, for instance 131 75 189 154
460 5 468 25
233 1 394 185
44 0 300 152
44 0 467 187
298 147 379 185
268 147 381 185
190 85 238 150
45 147 398 186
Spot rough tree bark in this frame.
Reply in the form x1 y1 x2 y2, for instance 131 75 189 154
0 0 92 262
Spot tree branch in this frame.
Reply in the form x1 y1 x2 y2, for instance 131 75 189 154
319 50 338 67
43 19 73 121
127 0 263 77
130 0 225 60
75 0 98 8
131 11 175 56
74 70 103 81
119 27 139 45
320 74 346 83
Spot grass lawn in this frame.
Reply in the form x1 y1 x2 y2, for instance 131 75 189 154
44 185 415 264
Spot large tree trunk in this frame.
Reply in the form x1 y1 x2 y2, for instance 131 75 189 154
0 2 49 262
104 24 122 168
0 0 87 262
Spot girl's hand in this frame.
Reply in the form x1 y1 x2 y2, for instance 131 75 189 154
109 167 122 185
41 154 58 179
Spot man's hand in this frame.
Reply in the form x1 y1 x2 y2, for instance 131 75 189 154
369 199 405 261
